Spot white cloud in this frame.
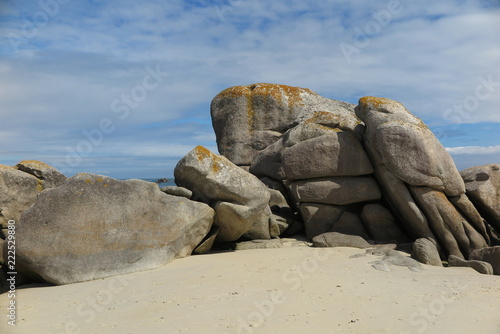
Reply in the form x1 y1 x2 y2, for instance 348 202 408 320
0 0 499 177
446 145 500 155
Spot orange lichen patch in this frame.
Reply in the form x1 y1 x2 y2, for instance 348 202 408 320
96 178 104 182
216 85 252 99
193 146 225 174
359 96 399 109
85 179 92 184
37 179 44 192
216 83 315 109
251 83 313 109
194 145 215 161
16 160 52 170
103 184 109 187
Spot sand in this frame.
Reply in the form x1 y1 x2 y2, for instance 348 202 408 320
2 246 500 334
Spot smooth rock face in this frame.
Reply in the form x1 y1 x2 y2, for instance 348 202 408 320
281 131 373 180
0 165 42 230
16 160 67 189
356 96 490 258
174 146 271 242
160 186 193 199
355 96 465 196
469 246 500 275
360 204 409 243
412 238 443 267
312 232 370 248
410 186 488 258
331 212 370 240
461 164 500 233
15 173 214 285
299 203 345 239
211 83 360 165
448 255 493 275
289 177 381 205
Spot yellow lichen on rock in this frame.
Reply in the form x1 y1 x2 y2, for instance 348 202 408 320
16 160 53 170
216 83 314 109
359 96 397 109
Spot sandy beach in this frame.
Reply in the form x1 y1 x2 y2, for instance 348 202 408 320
2 246 499 334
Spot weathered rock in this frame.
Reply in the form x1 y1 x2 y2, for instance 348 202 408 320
160 186 193 199
410 186 488 258
299 203 345 239
16 173 214 285
356 96 490 257
312 232 370 248
0 165 42 231
174 146 271 242
355 96 465 196
412 238 443 267
448 255 493 275
469 246 500 275
282 131 373 180
193 226 220 255
331 212 370 240
250 139 286 180
360 204 410 243
289 177 381 205
461 164 500 233
211 83 360 165
16 160 66 189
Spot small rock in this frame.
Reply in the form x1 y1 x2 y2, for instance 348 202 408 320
160 186 193 199
412 238 443 267
469 246 500 275
448 255 493 275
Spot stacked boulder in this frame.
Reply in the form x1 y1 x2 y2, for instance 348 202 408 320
209 83 499 273
211 83 408 244
355 96 490 259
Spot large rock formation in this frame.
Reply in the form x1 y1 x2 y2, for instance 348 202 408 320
15 173 214 285
461 164 500 235
211 84 398 243
355 96 489 258
211 83 361 166
174 146 273 242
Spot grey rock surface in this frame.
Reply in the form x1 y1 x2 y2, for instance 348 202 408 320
461 164 500 233
448 254 493 275
15 173 214 285
211 83 360 165
412 238 443 267
174 146 272 242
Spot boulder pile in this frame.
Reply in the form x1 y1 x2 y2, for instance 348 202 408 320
1 83 499 289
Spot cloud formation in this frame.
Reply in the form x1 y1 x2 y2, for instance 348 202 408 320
1 0 499 178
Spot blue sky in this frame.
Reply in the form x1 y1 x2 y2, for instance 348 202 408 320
1 0 499 179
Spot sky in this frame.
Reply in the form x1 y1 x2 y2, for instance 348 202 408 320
0 0 499 179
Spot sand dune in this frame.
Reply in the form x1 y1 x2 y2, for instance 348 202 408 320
2 246 500 334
